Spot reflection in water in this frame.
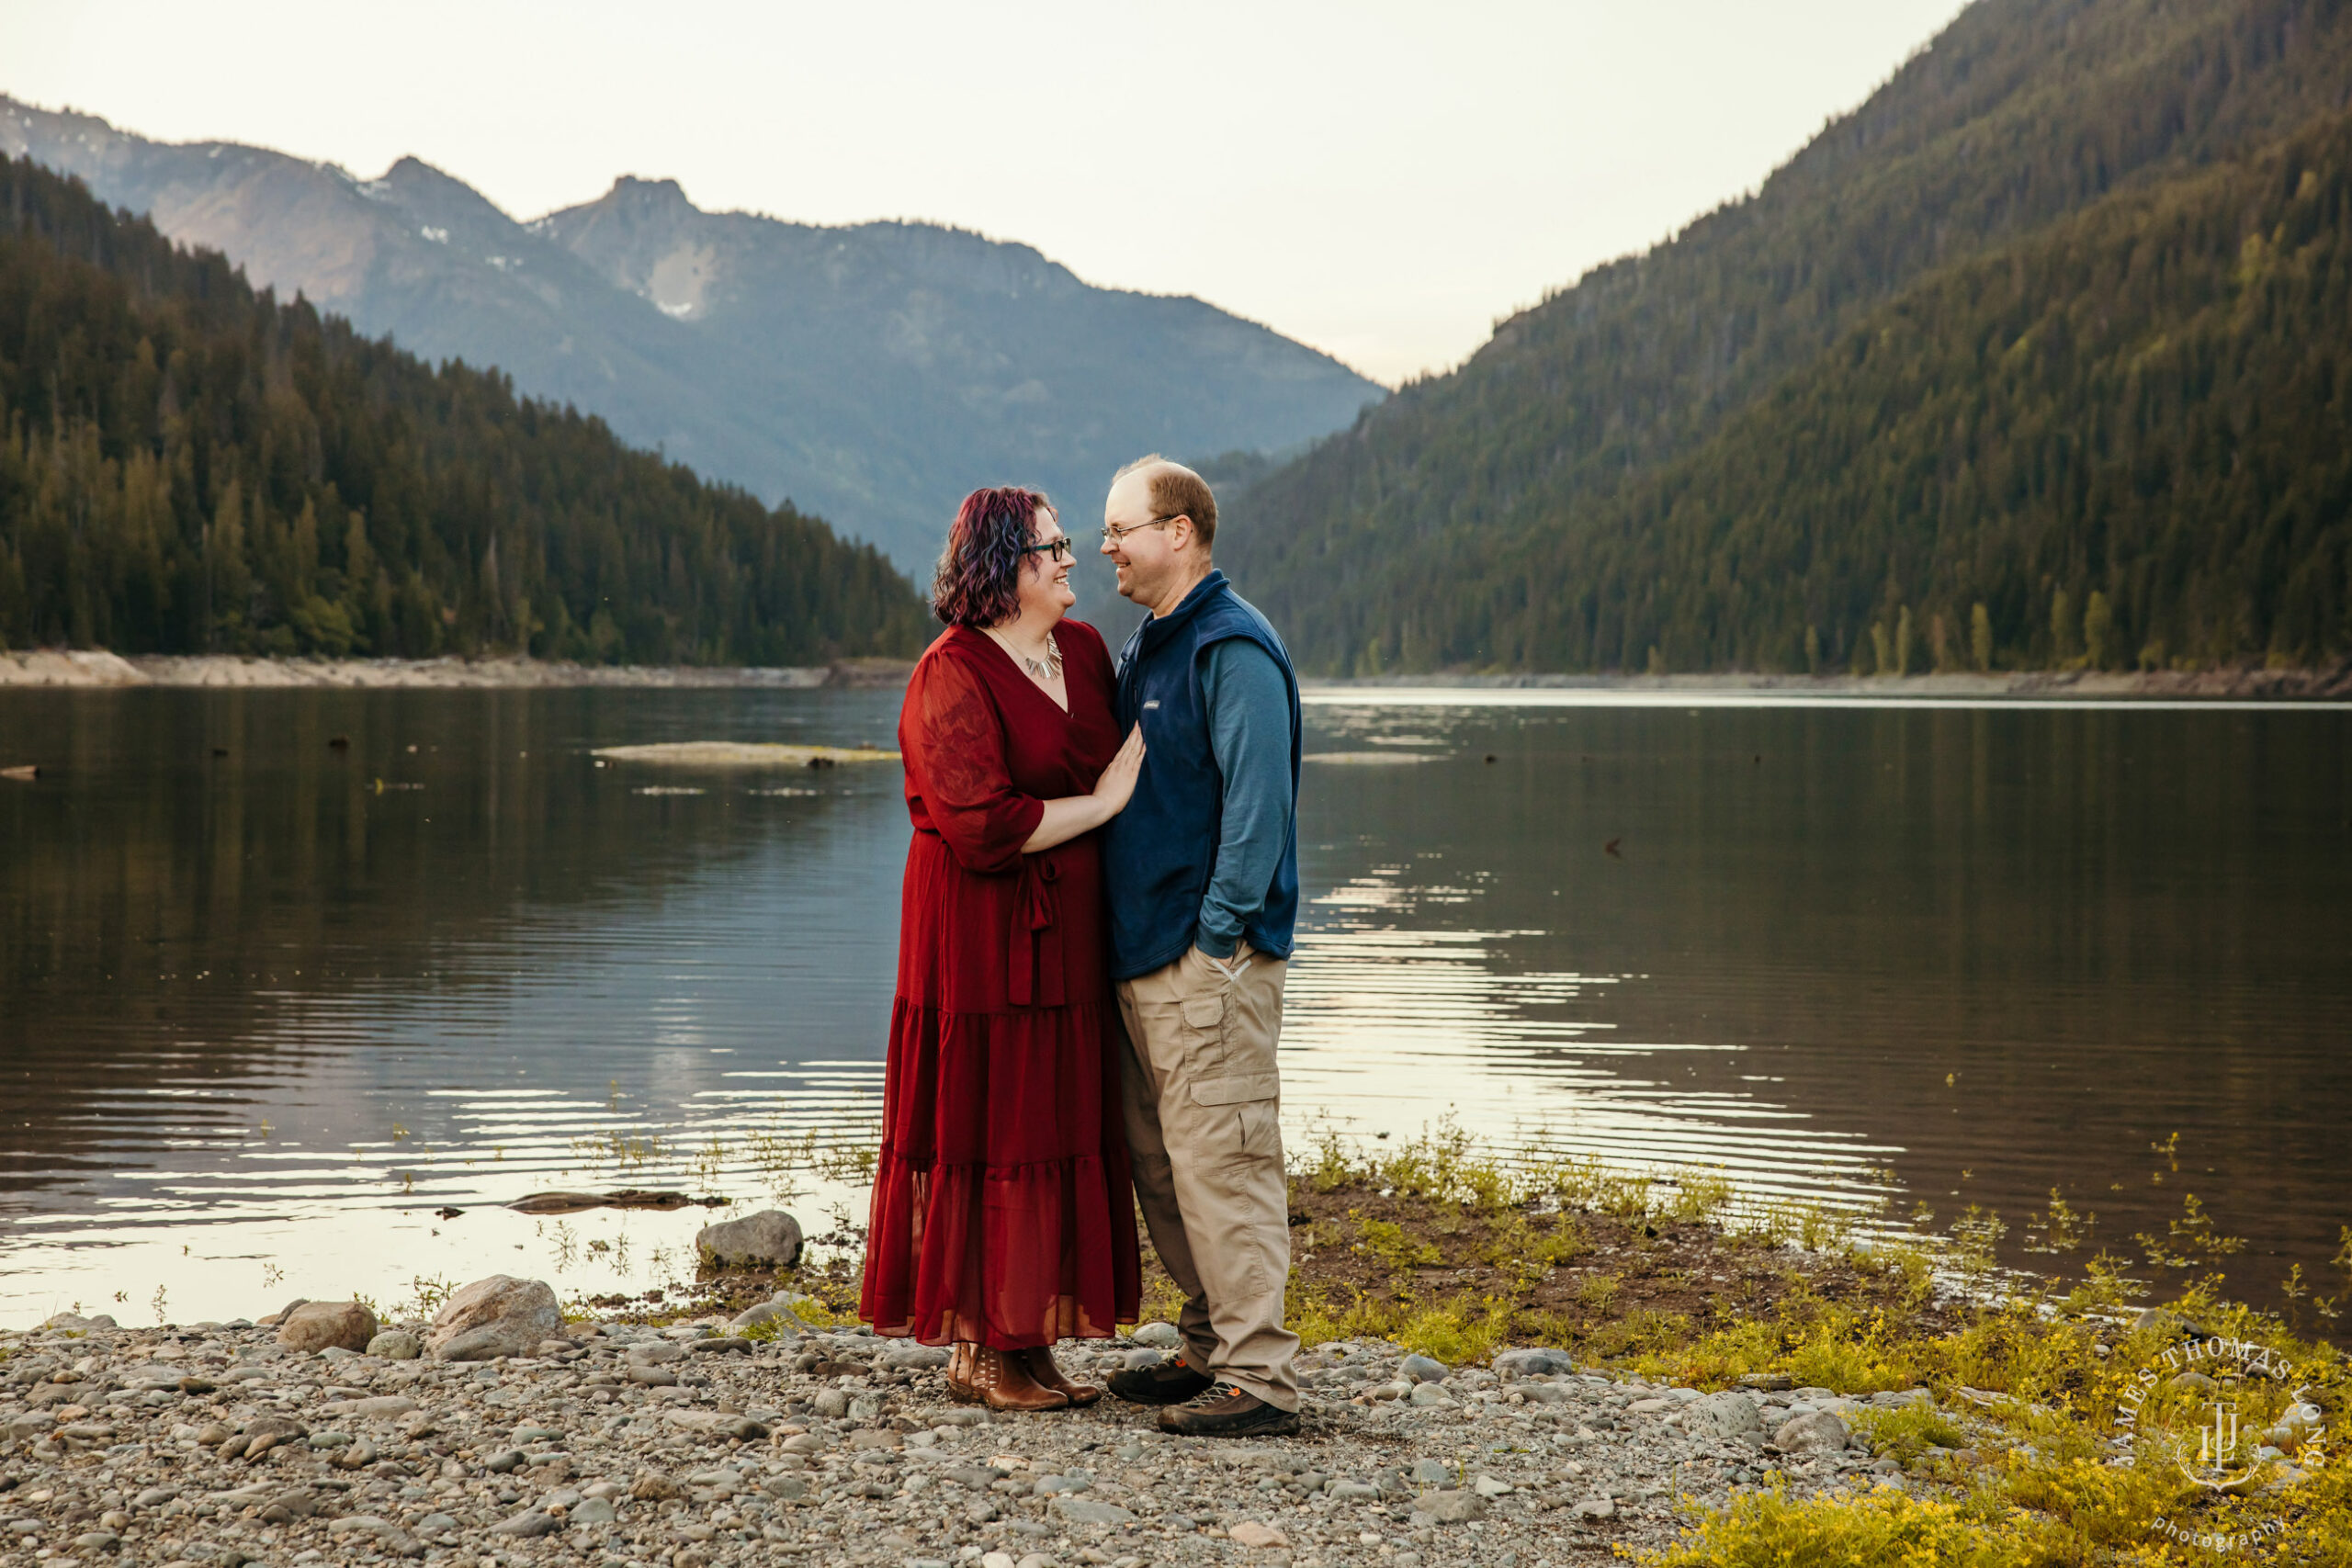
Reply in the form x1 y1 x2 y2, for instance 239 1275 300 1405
1 685 2346 1327
1283 869 1897 1208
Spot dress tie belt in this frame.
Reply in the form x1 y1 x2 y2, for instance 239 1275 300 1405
1010 853 1065 1009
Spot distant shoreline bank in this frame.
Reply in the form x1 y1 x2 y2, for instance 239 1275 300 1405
1307 664 2352 701
4 649 2347 700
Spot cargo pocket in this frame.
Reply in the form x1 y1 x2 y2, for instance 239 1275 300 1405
1189 1072 1282 1294
1179 995 1227 1077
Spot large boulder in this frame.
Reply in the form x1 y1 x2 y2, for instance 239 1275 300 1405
695 1210 803 1268
277 1302 380 1354
425 1276 561 1361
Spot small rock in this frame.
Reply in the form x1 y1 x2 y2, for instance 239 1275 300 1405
1421 1489 1487 1523
365 1331 423 1360
1492 1348 1575 1378
729 1296 808 1335
1408 1382 1458 1408
1228 1520 1290 1548
1400 1354 1450 1383
695 1209 804 1268
1131 1321 1182 1348
1054 1496 1136 1527
2134 1307 2212 1339
663 1407 769 1440
1775 1409 1850 1455
277 1301 379 1354
1574 1496 1616 1521
491 1506 562 1537
425 1275 562 1361
1472 1473 1512 1497
571 1495 618 1525
1688 1391 1763 1440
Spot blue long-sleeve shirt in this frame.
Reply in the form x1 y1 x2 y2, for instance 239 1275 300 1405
1194 637 1295 959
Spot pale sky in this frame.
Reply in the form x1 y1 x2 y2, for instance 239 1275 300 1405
2 0 1973 385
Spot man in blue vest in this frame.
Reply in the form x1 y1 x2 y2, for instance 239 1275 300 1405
1095 454 1303 1438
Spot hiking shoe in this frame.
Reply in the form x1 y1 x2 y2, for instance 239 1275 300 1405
1107 1352 1215 1406
1157 1381 1301 1438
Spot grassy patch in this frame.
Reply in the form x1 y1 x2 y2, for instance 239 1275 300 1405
1286 1125 2352 1566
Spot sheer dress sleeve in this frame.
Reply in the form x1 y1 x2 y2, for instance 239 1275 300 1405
905 649 1046 875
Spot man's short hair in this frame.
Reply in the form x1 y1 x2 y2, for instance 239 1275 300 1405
1113 454 1216 552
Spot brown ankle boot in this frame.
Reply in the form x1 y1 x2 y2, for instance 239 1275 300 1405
966 1347 1071 1413
1018 1345 1102 1408
945 1342 981 1404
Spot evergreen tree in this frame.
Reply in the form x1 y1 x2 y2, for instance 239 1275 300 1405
0 157 929 663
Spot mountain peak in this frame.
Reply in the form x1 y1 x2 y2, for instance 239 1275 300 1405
604 175 698 213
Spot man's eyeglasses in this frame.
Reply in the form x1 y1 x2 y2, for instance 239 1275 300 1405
1098 513 1183 546
1019 536 1076 562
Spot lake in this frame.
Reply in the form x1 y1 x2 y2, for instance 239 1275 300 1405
2 682 2346 1333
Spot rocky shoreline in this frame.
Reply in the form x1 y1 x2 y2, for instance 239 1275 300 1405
6 649 2347 699
1309 663 2352 701
0 1273 1986 1568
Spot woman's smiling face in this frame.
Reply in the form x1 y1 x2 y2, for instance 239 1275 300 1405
1014 505 1077 623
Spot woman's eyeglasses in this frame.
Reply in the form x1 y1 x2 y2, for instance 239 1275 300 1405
1020 537 1076 562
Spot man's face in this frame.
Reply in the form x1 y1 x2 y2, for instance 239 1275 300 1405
1102 470 1178 605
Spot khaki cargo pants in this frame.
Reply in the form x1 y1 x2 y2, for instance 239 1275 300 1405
1114 943 1299 1412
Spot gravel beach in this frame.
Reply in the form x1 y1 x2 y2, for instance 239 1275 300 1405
0 1291 1974 1568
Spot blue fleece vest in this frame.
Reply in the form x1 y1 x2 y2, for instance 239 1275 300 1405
1105 570 1302 981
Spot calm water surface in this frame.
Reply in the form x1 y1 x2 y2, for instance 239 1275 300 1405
1 684 2346 1328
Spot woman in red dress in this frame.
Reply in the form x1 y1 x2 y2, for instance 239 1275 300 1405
860 486 1146 1411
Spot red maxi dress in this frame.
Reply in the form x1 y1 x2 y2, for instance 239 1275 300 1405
860 620 1142 1348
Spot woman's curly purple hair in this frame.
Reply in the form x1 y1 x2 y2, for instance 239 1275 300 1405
931 486 1054 628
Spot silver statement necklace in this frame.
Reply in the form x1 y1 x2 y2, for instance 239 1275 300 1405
991 627 1061 682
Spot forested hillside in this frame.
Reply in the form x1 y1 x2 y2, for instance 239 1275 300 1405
1341 108 2352 673
0 156 929 663
1224 0 2352 672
